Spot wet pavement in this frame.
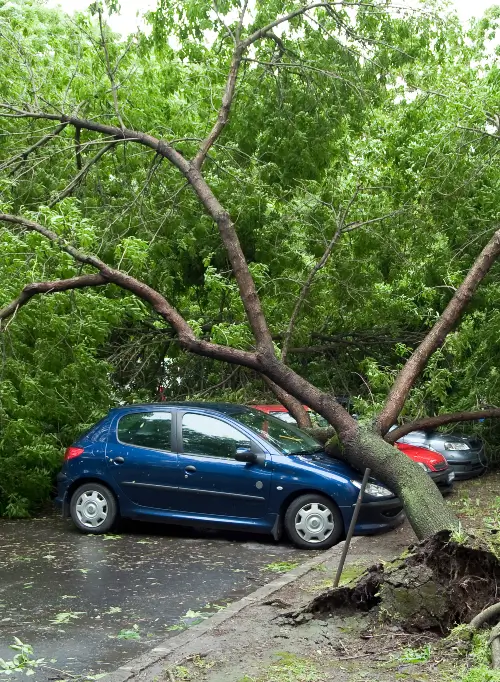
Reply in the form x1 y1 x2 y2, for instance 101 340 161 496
0 514 317 680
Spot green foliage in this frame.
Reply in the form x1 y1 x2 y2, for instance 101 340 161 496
115 625 140 640
263 561 299 573
397 644 432 664
2 0 500 516
237 652 322 682
0 638 44 676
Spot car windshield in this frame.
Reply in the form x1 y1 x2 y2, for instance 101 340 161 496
230 409 323 455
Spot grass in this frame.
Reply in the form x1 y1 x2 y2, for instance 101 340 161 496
397 645 432 664
306 561 365 593
237 652 322 682
262 561 300 573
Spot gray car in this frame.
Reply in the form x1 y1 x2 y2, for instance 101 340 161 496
396 429 487 480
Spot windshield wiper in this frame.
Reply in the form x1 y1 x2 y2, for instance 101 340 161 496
294 448 323 456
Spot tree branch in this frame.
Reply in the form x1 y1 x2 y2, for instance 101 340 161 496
377 227 500 435
192 46 243 169
386 408 500 443
0 122 68 172
261 375 313 428
192 2 359 170
48 141 118 207
75 126 82 170
0 213 263 372
97 6 125 129
281 224 343 365
0 274 107 328
0 109 276 353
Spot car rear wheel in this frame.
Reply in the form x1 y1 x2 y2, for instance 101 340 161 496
284 494 343 550
70 483 117 534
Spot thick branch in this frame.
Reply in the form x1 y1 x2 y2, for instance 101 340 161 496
377 227 500 435
0 122 68 172
48 141 117 207
0 109 275 352
386 408 500 443
0 274 106 328
261 375 312 428
0 213 263 372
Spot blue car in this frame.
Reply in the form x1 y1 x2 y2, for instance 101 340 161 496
56 403 404 549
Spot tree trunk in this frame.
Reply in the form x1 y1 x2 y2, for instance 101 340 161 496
330 424 458 539
259 358 458 539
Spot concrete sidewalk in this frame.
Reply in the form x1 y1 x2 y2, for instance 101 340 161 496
106 523 415 682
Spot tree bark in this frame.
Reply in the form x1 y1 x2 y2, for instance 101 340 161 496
338 425 458 539
261 376 313 428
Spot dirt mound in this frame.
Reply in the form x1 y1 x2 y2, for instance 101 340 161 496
294 531 500 632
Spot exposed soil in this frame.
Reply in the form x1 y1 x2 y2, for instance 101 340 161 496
299 530 500 632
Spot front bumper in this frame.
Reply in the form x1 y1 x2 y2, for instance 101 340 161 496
355 497 405 535
443 445 487 480
448 461 486 480
430 469 455 489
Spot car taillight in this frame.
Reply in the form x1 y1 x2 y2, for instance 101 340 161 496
64 447 84 460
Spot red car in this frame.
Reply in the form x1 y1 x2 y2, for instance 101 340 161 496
252 405 454 492
253 404 327 426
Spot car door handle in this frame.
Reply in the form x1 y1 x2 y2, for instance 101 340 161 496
113 457 125 464
185 465 197 473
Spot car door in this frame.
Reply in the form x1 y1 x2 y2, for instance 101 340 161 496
176 411 272 519
106 409 181 509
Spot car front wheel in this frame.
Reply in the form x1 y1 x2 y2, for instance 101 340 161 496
70 483 117 534
284 494 343 550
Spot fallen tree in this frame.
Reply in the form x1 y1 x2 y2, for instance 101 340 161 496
1 0 500 537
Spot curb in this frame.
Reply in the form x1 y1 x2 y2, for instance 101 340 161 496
106 537 358 682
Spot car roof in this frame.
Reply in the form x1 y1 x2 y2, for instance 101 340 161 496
109 402 254 415
252 404 312 412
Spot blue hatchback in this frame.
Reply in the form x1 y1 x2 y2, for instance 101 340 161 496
56 403 404 549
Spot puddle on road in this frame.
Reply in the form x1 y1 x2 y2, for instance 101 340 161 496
0 514 317 680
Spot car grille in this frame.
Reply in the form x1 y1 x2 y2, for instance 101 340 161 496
434 461 448 471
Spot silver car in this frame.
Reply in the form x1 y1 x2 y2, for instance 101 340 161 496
396 430 487 480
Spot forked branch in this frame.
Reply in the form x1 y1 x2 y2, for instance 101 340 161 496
48 140 118 207
0 122 68 173
377 227 500 435
386 408 500 443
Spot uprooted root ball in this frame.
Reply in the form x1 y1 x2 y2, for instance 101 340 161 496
293 531 500 632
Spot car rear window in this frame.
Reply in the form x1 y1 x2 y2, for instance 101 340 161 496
117 412 172 451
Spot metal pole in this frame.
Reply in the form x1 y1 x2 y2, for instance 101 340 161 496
333 467 371 588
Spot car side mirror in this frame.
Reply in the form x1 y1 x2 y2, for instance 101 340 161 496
235 446 257 463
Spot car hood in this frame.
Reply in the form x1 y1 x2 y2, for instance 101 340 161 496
407 430 481 448
396 443 446 468
289 451 365 482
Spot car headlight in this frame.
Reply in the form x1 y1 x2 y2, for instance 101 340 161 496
351 480 393 498
444 442 470 451
417 462 431 472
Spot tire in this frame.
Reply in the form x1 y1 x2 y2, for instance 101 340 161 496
284 494 343 550
70 483 117 534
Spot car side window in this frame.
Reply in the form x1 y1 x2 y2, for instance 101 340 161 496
118 412 172 451
182 414 250 459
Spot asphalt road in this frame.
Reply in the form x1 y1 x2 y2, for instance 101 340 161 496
0 514 317 681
